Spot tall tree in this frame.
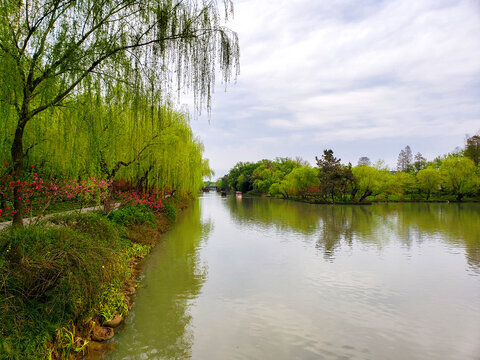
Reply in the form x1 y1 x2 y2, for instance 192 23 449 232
416 167 440 200
396 145 413 172
440 156 478 201
315 150 353 202
465 134 480 166
0 0 239 226
352 165 391 202
413 152 427 171
357 156 371 166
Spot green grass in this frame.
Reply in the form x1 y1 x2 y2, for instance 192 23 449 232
0 206 158 360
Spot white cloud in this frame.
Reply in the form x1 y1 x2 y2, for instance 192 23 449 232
191 0 480 176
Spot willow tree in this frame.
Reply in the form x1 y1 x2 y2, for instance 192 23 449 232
22 89 210 195
0 0 239 226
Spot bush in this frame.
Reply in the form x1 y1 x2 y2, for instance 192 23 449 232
0 214 128 359
107 205 156 227
162 201 177 221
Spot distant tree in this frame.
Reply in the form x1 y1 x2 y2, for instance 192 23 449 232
394 172 417 200
373 159 388 170
284 166 319 199
315 150 353 202
416 167 441 200
465 134 480 166
225 161 261 193
358 157 371 166
440 156 478 201
413 152 427 171
216 177 228 190
397 146 413 172
352 165 391 202
268 181 289 199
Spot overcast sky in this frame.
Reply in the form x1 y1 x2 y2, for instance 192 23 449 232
189 0 480 178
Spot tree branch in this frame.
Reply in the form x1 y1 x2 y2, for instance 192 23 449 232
108 134 160 180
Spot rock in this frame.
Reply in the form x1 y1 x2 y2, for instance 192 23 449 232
86 341 115 360
125 296 133 310
91 324 114 341
103 314 123 328
125 285 136 295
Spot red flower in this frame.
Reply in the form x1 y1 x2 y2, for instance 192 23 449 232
30 165 34 168
6 206 10 210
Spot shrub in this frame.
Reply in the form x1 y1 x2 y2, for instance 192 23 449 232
162 201 177 221
107 205 156 227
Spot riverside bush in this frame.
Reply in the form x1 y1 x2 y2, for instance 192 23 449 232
0 211 143 359
107 205 156 227
162 201 177 221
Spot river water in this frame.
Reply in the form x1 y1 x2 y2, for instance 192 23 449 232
107 193 480 359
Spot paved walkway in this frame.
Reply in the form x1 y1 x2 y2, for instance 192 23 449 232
0 204 120 231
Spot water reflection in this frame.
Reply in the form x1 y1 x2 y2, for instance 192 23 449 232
108 201 212 359
225 197 480 269
108 195 480 360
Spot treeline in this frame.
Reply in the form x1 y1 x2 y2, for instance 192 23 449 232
217 136 480 202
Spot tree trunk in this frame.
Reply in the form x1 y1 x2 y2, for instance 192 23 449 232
456 193 464 201
359 190 372 202
11 122 26 227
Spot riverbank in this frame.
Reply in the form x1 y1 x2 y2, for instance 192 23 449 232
0 196 190 360
233 191 480 204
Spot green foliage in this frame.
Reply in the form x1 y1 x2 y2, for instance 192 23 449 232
223 158 304 194
416 167 441 200
394 172 417 200
316 150 355 202
465 134 480 166
283 166 319 198
108 205 156 227
162 201 178 221
440 156 479 200
97 285 129 322
0 0 238 225
220 144 480 203
55 323 89 360
0 204 167 359
352 165 392 202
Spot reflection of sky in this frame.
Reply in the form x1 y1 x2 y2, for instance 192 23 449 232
189 195 480 359
189 0 480 176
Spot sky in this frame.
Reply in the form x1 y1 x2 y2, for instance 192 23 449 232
189 0 480 178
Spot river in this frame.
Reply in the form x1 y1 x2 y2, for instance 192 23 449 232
106 193 480 359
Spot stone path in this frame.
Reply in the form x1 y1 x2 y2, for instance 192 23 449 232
0 204 120 231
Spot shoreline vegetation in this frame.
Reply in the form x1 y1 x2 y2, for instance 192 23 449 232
0 195 190 359
215 140 480 204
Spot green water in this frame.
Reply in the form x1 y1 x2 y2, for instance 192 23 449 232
107 194 480 359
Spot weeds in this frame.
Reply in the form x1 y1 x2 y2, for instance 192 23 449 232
55 322 89 359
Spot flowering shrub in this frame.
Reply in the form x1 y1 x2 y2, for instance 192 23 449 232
113 190 165 215
0 163 165 220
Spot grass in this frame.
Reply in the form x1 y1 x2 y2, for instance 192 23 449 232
0 201 179 360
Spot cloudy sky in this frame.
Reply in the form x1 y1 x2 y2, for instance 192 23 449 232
190 0 480 177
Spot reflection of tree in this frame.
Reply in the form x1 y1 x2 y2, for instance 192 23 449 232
110 201 212 359
225 196 320 235
224 196 480 269
316 206 355 258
